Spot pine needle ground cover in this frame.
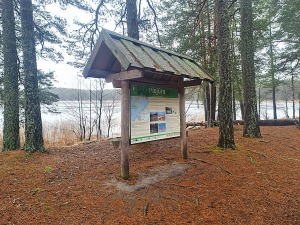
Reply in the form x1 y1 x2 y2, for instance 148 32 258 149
0 126 299 224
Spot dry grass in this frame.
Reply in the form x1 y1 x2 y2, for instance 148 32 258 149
43 122 78 147
0 122 94 149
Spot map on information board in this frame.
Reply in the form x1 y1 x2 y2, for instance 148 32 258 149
131 97 149 122
130 84 180 144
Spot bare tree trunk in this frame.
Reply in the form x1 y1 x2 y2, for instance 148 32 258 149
240 0 261 137
258 86 261 119
232 86 236 121
96 80 105 139
205 83 211 127
217 0 235 149
292 72 295 119
211 83 217 122
240 101 245 120
21 0 45 152
298 93 300 128
269 23 277 119
2 0 20 151
126 0 139 39
210 0 218 123
88 79 93 141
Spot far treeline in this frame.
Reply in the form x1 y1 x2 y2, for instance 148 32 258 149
49 87 121 102
50 81 300 103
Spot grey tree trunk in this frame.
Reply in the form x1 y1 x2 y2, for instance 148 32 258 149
298 93 300 128
291 73 295 119
126 0 139 39
269 23 277 119
240 0 261 137
1 0 20 150
20 0 45 152
217 0 235 149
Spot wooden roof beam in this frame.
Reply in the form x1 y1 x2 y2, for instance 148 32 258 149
183 79 202 87
132 77 179 88
105 69 144 82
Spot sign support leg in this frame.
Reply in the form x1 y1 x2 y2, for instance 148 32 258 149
179 82 187 159
121 80 130 179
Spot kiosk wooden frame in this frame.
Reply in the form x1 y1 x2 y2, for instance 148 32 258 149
83 29 214 179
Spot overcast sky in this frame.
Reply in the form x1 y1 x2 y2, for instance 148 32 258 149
37 3 115 89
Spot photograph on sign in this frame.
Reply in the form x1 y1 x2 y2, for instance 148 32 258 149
130 84 180 144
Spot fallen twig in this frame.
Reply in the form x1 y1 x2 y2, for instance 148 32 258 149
143 202 150 216
288 146 300 152
191 158 232 175
282 157 300 162
195 150 213 154
257 140 271 143
246 149 268 158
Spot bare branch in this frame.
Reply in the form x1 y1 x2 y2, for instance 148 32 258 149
228 0 238 10
146 0 162 47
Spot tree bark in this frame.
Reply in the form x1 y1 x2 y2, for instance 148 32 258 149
269 22 277 119
240 0 261 137
20 0 45 152
217 0 235 149
205 83 212 127
126 0 139 39
292 72 295 119
298 93 300 128
2 0 20 150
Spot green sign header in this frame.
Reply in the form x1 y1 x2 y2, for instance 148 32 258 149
130 84 178 98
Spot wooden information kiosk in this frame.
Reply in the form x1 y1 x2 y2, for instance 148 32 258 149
83 29 214 179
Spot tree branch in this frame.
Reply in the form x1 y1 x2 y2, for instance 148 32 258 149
146 0 162 47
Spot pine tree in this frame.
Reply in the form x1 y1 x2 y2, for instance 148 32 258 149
126 0 139 39
240 0 261 137
217 0 235 149
20 0 45 152
1 0 20 150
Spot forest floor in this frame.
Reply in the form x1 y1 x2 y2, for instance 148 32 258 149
0 126 300 225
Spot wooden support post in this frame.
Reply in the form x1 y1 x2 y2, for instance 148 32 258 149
121 80 130 179
179 80 187 159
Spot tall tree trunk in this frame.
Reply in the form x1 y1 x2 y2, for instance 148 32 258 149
240 0 261 137
298 92 300 128
210 0 217 123
291 72 295 119
232 86 236 120
2 0 20 150
126 0 139 39
217 0 235 149
205 83 211 127
210 84 217 122
269 23 277 119
258 86 261 119
88 79 92 141
20 0 45 152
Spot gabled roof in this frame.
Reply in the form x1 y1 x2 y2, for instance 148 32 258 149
83 29 214 82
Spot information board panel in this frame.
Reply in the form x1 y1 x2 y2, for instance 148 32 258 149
130 84 180 144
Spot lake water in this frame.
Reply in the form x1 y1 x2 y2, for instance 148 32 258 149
41 100 298 136
0 100 298 144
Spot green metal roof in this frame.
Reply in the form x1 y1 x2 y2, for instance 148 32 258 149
83 29 214 82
